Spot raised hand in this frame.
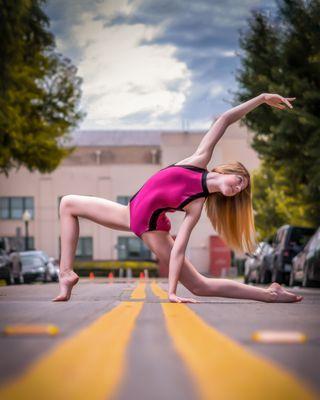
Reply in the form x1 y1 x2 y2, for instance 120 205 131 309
168 293 200 303
263 93 296 110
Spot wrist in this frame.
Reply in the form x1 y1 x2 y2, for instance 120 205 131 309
259 93 267 103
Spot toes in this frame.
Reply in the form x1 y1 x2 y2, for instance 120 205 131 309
52 295 68 302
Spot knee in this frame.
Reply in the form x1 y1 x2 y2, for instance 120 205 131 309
59 195 77 214
189 278 210 296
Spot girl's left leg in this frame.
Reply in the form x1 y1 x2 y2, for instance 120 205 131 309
53 194 131 302
142 231 303 303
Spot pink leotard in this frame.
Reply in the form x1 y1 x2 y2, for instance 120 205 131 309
129 163 209 238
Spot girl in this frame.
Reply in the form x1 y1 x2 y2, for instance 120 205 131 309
53 92 302 304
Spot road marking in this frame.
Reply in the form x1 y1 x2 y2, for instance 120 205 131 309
0 301 143 400
130 281 146 299
3 324 59 336
150 282 319 400
252 330 307 343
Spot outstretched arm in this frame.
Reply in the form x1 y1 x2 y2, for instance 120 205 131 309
194 93 295 163
168 203 202 303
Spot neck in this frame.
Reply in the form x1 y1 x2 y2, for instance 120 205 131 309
206 171 222 194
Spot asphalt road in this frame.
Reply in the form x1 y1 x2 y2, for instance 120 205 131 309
0 278 319 400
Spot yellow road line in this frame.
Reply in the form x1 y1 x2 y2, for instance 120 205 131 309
0 301 143 400
151 280 167 299
130 281 146 299
150 282 319 400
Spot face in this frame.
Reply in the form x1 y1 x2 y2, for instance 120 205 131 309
220 173 248 196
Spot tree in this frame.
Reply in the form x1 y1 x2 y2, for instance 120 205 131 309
0 0 85 177
234 0 320 229
251 160 314 240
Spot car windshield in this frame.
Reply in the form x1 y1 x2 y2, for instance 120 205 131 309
290 228 316 247
21 256 43 267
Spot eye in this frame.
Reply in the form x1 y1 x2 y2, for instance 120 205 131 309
238 176 242 184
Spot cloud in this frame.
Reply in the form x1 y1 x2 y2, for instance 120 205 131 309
67 10 192 128
44 0 277 129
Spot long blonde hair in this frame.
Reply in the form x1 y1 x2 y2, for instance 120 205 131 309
205 161 258 255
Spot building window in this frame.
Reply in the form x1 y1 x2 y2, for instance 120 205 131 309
117 236 151 260
117 195 131 205
0 236 35 252
58 236 93 260
0 197 34 220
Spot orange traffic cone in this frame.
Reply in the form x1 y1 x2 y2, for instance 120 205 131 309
108 272 114 279
89 272 95 280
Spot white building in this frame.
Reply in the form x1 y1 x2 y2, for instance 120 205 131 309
0 122 260 275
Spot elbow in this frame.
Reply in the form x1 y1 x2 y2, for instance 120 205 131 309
218 113 231 126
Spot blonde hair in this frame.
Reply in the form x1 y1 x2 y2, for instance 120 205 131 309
205 161 258 255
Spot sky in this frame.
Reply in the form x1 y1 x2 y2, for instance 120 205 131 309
44 0 276 130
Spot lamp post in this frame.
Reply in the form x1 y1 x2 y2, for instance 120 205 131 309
22 210 31 251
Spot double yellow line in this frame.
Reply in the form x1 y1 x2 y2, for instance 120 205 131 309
0 285 145 400
151 281 318 400
0 281 318 400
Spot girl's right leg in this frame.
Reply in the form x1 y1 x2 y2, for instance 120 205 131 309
52 195 131 302
142 231 303 303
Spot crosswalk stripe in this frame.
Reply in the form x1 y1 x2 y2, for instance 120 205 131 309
0 300 143 400
130 281 146 299
150 282 318 400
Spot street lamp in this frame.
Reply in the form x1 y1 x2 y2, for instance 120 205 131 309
22 210 31 251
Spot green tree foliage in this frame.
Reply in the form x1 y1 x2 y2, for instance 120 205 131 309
251 161 314 240
0 0 85 177
234 0 320 232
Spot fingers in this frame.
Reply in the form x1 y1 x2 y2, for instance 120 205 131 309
282 99 293 108
274 104 286 110
179 297 200 303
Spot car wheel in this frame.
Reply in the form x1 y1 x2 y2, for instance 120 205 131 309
283 272 290 286
44 271 51 283
14 273 24 284
5 273 14 285
289 270 295 287
302 266 312 287
260 270 267 284
272 268 283 284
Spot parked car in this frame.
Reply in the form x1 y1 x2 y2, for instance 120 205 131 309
0 249 14 285
0 248 24 285
256 235 275 284
8 249 24 284
271 225 317 285
244 242 266 284
20 251 51 283
48 257 59 282
290 226 320 287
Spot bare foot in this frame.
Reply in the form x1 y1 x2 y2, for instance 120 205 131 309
52 270 79 302
267 282 303 303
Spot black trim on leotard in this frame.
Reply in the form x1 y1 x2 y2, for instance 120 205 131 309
130 163 210 233
148 207 176 232
130 163 209 202
148 167 210 232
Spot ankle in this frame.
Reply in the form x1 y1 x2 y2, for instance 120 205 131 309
59 269 76 278
265 289 277 303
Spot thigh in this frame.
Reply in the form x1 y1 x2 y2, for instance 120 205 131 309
141 231 207 293
60 195 131 231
